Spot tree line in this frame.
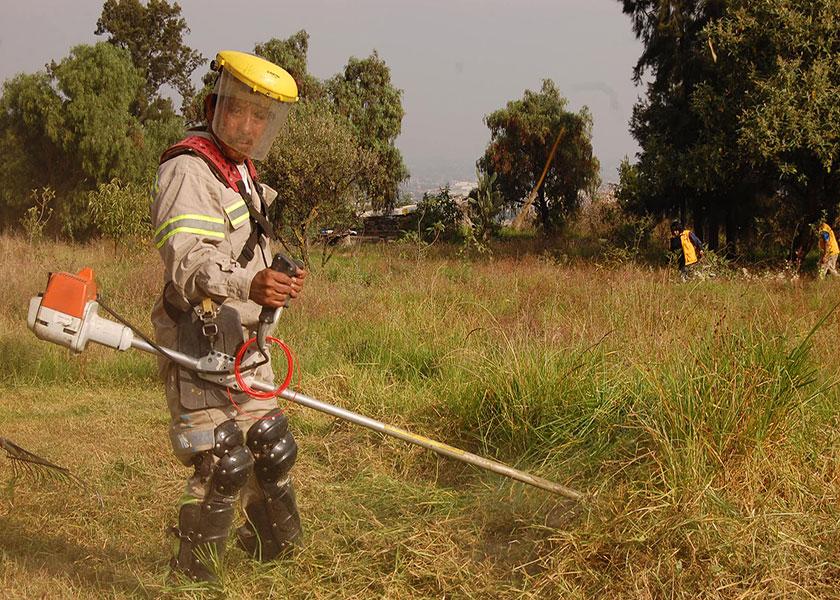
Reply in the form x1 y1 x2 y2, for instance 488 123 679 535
0 0 601 258
0 0 412 245
616 0 840 259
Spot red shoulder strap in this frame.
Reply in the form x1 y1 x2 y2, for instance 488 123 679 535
245 159 258 182
160 135 258 190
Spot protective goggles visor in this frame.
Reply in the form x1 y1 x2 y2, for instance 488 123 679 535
212 69 291 161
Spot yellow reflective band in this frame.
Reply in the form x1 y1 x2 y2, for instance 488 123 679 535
224 199 246 215
230 213 249 227
224 199 250 228
154 213 224 238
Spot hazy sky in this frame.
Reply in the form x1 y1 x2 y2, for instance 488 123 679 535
0 0 643 185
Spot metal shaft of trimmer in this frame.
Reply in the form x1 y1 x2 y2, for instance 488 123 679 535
27 266 581 499
128 334 584 501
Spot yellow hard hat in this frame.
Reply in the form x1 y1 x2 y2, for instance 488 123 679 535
214 50 299 103
210 51 298 160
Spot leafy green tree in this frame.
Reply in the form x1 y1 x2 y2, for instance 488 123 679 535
618 0 840 258
254 31 324 101
88 179 153 250
327 51 408 209
95 0 204 116
479 80 600 233
259 101 381 267
0 43 182 235
706 0 840 255
618 1 734 247
0 71 63 223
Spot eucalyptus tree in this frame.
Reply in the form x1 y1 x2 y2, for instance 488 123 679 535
479 80 600 233
95 0 204 116
326 51 408 210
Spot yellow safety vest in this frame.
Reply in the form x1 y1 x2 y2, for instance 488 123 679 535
680 230 698 266
819 224 839 256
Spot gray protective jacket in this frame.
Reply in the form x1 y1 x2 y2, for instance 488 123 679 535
150 131 278 409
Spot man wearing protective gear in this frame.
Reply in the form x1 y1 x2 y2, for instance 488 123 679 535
150 51 305 582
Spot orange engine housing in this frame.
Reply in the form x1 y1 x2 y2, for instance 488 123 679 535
40 268 97 319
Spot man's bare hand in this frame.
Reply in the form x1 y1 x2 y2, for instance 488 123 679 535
249 267 307 308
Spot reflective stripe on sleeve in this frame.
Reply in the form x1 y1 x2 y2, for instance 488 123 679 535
224 199 249 227
154 214 225 248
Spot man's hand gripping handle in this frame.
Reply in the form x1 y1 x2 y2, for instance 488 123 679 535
257 253 302 358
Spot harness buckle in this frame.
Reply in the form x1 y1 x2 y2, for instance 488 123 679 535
201 322 219 338
195 298 220 344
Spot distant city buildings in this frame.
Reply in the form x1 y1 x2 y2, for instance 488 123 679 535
399 177 477 203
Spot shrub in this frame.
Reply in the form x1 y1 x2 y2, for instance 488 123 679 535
408 186 462 242
465 172 504 244
87 179 152 249
19 187 54 245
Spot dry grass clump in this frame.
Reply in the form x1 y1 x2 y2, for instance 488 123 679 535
0 234 837 598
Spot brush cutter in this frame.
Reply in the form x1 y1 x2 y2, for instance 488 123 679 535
26 262 584 501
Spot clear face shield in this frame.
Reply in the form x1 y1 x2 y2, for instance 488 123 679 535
211 69 291 161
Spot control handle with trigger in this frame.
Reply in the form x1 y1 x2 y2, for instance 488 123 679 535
255 252 301 362
259 252 301 324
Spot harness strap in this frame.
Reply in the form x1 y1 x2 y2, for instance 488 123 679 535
234 179 276 267
160 134 277 269
159 134 278 316
162 281 189 322
236 180 275 237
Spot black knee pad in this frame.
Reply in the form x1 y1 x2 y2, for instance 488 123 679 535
212 419 246 458
211 445 254 496
255 431 298 486
209 419 253 496
247 409 297 485
246 408 289 456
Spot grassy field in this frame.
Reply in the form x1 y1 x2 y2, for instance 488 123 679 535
0 234 837 599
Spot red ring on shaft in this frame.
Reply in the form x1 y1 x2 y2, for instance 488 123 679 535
233 336 294 399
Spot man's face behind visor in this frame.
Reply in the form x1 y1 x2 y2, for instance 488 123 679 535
212 72 291 161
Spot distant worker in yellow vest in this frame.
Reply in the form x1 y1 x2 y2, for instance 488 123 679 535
670 221 704 281
817 221 839 279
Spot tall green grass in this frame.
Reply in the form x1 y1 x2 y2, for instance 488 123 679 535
1 234 837 598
